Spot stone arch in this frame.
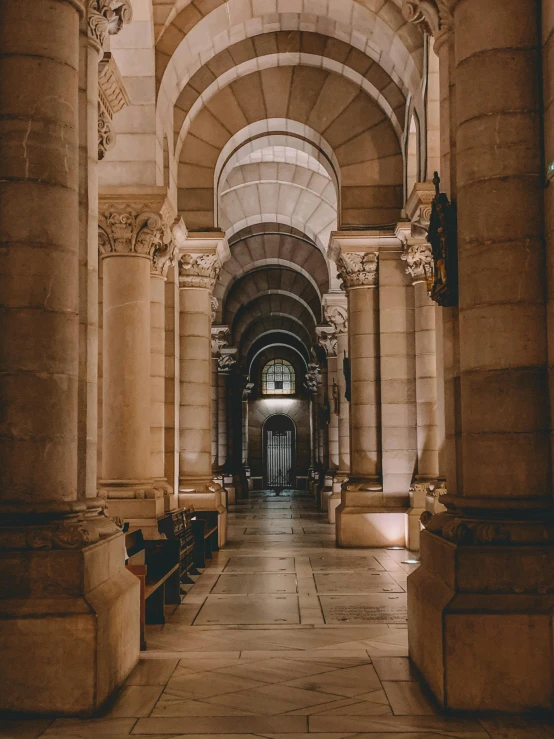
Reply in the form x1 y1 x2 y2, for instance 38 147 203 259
178 65 403 229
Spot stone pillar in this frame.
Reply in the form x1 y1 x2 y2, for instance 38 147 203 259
151 242 177 510
305 364 319 497
218 347 238 501
323 296 350 523
211 324 230 473
405 0 554 711
178 237 227 543
317 326 338 513
164 265 180 497
401 233 440 548
98 190 175 531
0 0 140 714
332 234 406 547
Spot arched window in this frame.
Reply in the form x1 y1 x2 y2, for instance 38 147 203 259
262 359 296 396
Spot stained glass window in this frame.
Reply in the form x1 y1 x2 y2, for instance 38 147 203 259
262 359 295 396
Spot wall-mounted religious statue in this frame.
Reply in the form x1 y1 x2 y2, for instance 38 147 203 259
332 378 340 416
428 172 458 307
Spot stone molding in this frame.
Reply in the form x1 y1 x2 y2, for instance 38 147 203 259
98 53 130 161
420 510 554 547
0 509 120 551
336 252 379 290
316 325 337 357
402 242 434 288
98 191 176 260
179 253 222 291
405 181 435 238
323 304 348 335
211 325 230 355
401 0 451 37
151 238 178 278
87 0 132 47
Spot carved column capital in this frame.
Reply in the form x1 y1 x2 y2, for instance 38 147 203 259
336 252 378 290
98 192 176 260
98 53 129 160
211 325 230 355
87 0 132 47
323 304 348 335
402 0 451 37
179 253 222 291
218 347 238 374
402 242 434 289
316 325 338 358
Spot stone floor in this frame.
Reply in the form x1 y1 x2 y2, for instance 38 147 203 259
3 490 554 739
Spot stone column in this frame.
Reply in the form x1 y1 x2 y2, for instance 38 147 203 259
151 242 177 510
211 324 230 474
405 0 554 711
98 189 175 531
323 296 350 523
401 235 440 548
0 0 139 714
164 265 180 496
305 364 319 497
218 347 238 501
317 326 338 513
332 234 406 547
178 238 227 543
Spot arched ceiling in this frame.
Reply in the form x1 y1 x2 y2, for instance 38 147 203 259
241 317 313 359
233 294 316 348
219 159 337 249
249 341 309 373
224 267 322 327
178 65 402 229
155 1 424 112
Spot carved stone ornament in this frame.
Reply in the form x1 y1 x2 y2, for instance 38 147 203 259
316 325 337 358
98 53 130 161
401 0 451 37
0 514 102 551
99 204 167 258
428 173 458 307
304 363 320 394
324 304 348 335
402 242 434 290
88 0 133 47
218 353 237 373
179 253 221 290
211 296 218 323
211 326 230 355
336 252 378 290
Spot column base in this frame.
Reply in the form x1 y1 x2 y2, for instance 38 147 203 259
179 478 228 547
406 481 434 551
0 532 140 715
319 475 334 512
336 478 407 548
223 475 236 505
153 478 177 512
328 475 348 524
409 530 554 711
101 481 165 519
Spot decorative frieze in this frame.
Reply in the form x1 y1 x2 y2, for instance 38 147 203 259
336 252 378 290
211 296 218 323
402 242 434 289
179 253 221 291
88 0 132 47
151 239 178 278
218 348 238 374
316 325 337 358
98 53 130 161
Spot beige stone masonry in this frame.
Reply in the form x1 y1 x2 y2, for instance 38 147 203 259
0 0 139 714
98 187 176 524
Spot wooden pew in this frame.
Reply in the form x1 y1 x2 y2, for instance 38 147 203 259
125 529 181 650
191 511 219 569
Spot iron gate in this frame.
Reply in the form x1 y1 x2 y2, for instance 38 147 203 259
264 415 295 490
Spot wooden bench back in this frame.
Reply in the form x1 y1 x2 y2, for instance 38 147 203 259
125 529 145 558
